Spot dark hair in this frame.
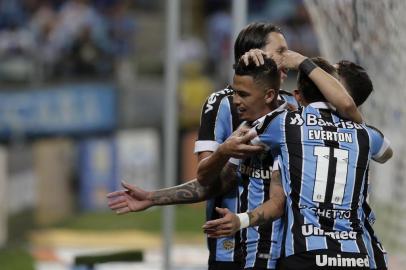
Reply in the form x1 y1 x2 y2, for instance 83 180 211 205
234 57 281 91
336 60 373 106
297 57 337 103
234 22 283 63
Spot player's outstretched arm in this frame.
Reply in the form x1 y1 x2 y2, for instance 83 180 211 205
107 181 155 214
107 178 228 214
281 50 363 123
203 170 285 238
107 173 241 215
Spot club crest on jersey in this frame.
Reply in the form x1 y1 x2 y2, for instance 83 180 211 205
222 240 234 250
289 113 304 125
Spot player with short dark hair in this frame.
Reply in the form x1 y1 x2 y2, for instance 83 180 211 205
336 60 373 107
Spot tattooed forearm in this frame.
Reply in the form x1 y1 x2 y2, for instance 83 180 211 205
246 171 286 227
248 209 268 227
150 180 212 205
256 210 267 225
219 163 239 193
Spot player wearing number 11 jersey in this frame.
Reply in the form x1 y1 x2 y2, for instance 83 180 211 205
250 57 392 269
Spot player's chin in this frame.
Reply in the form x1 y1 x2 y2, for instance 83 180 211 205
237 111 250 121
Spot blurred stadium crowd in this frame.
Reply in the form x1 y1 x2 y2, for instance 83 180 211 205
0 0 135 81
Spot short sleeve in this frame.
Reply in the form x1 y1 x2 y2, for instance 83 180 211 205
195 89 235 153
367 125 390 160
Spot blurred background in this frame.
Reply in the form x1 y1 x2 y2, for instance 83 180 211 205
0 0 404 269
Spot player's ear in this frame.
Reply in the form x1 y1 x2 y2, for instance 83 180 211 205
265 88 276 104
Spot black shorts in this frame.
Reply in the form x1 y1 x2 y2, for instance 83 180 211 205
209 261 243 270
279 250 370 270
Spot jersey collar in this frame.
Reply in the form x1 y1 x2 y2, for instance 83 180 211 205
308 101 335 110
252 100 287 126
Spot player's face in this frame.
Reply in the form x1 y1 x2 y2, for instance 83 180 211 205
232 75 273 121
262 32 289 83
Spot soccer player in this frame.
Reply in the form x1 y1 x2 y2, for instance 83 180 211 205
203 57 392 270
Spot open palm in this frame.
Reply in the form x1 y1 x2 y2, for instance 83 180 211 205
107 182 153 214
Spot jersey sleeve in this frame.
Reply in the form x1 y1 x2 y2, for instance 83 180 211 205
366 125 391 160
195 90 234 153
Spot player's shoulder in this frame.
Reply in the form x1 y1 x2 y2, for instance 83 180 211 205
202 86 234 114
255 109 288 135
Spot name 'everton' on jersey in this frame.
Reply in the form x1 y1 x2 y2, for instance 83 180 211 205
251 102 389 257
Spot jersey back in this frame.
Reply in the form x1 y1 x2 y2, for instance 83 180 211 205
253 102 387 257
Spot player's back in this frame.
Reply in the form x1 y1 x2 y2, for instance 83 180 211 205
254 102 387 258
282 103 370 255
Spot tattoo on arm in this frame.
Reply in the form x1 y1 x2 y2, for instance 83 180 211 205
247 211 254 225
151 181 211 205
271 170 283 188
219 162 239 194
256 210 267 225
248 210 268 227
247 170 286 227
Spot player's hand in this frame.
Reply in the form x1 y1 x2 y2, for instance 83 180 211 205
219 128 264 159
280 50 307 70
240 49 268 66
107 181 153 214
202 207 240 238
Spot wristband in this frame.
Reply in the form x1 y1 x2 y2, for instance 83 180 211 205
299 58 317 76
237 212 250 230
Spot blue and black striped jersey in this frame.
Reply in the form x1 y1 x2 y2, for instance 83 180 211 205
195 88 299 266
251 102 389 258
236 102 289 270
361 135 389 270
195 87 242 264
